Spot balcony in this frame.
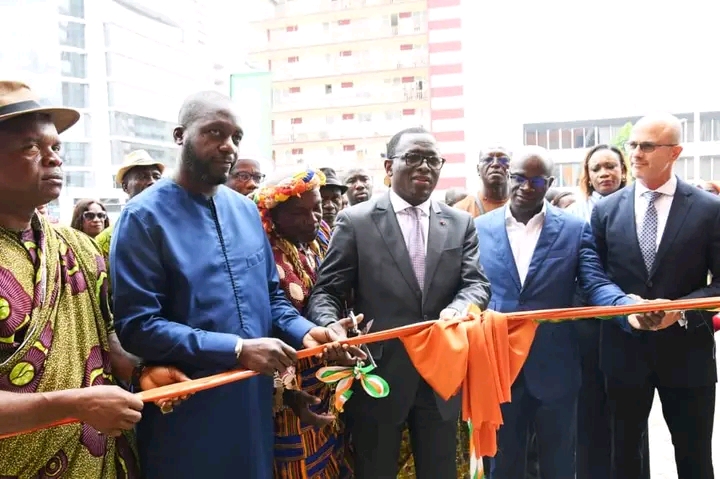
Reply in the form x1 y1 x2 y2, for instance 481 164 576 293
273 88 428 113
273 0 422 19
274 117 429 144
262 24 426 52
272 53 428 82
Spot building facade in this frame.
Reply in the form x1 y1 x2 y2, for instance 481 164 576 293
522 112 720 188
5 0 221 222
249 0 468 196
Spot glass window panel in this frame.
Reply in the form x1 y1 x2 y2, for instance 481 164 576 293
700 156 712 180
58 0 84 18
537 129 548 148
60 51 86 78
61 82 88 108
572 128 585 148
524 130 536 146
58 20 85 48
548 129 560 149
65 171 94 188
561 129 572 149
62 142 91 167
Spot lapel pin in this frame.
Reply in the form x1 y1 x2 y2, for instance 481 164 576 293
439 220 447 226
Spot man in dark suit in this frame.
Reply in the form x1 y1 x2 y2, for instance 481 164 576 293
592 113 719 479
475 146 642 479
308 127 491 479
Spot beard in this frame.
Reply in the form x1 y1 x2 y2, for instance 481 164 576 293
181 141 234 186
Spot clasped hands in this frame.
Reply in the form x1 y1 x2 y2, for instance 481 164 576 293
626 294 683 331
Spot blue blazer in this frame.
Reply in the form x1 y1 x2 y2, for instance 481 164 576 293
475 203 634 401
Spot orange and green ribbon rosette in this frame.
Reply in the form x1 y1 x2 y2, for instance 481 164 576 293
316 363 390 412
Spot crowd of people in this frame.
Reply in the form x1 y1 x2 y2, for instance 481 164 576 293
0 78 718 479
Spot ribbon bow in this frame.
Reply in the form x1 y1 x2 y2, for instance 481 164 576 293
315 363 390 412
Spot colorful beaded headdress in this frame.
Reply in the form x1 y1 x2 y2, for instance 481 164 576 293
253 168 326 234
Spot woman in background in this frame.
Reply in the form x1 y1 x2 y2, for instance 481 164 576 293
566 144 630 220
70 199 109 239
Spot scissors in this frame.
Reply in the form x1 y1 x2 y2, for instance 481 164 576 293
348 311 376 368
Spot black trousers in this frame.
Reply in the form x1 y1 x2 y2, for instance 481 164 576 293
347 380 457 479
606 376 715 479
576 320 651 479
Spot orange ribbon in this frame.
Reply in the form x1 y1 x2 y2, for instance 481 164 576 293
2 297 719 443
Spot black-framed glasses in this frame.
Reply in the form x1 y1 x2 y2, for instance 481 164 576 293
231 171 266 183
510 173 550 189
480 155 510 167
83 211 107 221
624 141 678 153
392 153 446 170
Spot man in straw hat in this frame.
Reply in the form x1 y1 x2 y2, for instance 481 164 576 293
95 149 164 262
0 80 189 477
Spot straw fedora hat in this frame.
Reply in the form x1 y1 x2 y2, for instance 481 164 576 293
0 81 80 133
116 150 165 186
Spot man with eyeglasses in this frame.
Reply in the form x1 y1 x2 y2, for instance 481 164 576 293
226 149 266 197
592 113 720 479
454 146 511 218
308 126 491 478
95 150 164 262
475 146 648 479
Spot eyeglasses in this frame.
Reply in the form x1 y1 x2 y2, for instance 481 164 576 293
392 153 446 170
231 171 266 183
510 173 550 189
480 155 510 167
83 211 107 221
624 141 678 153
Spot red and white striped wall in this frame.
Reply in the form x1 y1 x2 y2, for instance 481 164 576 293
427 0 467 193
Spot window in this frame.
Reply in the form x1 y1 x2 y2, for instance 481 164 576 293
58 20 85 48
110 141 178 167
524 130 537 146
65 171 94 188
674 156 692 180
109 112 174 143
58 0 84 18
552 163 581 187
548 129 559 149
62 142 91 167
62 82 88 108
60 51 87 78
700 156 714 180
63 113 92 137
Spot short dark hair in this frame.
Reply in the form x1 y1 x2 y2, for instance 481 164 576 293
177 90 232 127
386 127 430 159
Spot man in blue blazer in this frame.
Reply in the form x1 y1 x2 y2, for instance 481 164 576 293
475 146 648 479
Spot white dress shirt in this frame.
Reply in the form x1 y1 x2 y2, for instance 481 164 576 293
634 176 686 327
505 202 547 286
634 175 677 249
390 190 431 254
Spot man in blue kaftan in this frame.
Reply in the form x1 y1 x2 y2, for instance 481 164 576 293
110 91 340 478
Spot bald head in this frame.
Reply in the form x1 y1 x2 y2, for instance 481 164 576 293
633 113 683 144
510 145 554 176
178 90 236 127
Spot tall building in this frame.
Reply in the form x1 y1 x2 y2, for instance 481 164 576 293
3 0 223 222
249 0 468 195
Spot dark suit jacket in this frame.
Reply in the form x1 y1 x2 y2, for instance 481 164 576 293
476 204 634 401
591 179 720 387
308 192 491 423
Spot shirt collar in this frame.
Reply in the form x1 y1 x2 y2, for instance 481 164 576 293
389 190 433 216
635 175 677 199
505 200 547 224
590 191 604 202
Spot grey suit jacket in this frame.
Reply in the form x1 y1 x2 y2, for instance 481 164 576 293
308 192 491 422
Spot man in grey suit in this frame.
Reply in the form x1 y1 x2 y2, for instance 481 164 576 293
308 127 491 479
